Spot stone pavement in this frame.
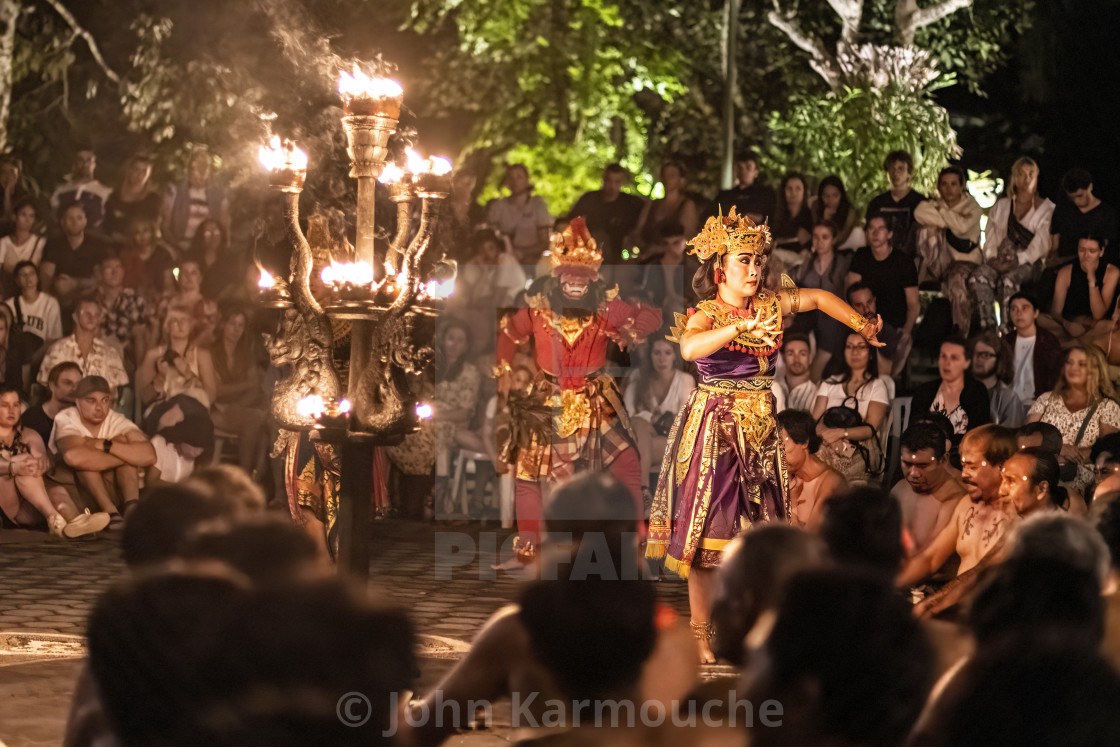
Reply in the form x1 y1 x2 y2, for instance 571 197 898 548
0 519 699 746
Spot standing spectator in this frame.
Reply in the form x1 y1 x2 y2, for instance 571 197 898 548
95 253 151 367
6 261 62 367
0 155 33 233
1027 344 1120 495
1006 292 1063 406
37 296 129 393
969 331 1026 427
1050 168 1119 265
451 230 526 355
795 221 853 377
866 149 927 256
770 172 813 266
811 174 864 250
707 152 776 225
624 335 695 500
485 163 551 265
103 154 162 240
776 332 818 413
777 409 846 530
22 361 80 446
912 336 991 442
969 157 1055 331
1044 236 1119 342
161 149 230 252
136 304 218 414
50 148 112 230
892 421 967 557
40 202 106 309
847 281 907 378
915 166 983 335
567 163 645 265
634 160 698 253
48 375 156 525
846 215 920 338
0 197 45 292
186 218 236 299
119 218 176 303
210 304 267 476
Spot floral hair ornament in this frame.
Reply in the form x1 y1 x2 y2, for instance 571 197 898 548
686 206 772 262
549 216 602 280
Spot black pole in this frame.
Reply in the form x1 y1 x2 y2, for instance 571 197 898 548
336 438 374 580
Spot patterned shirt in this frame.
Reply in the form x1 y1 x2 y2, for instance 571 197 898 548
97 287 149 346
37 334 129 388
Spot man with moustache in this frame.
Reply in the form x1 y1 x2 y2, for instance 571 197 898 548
775 332 817 412
891 422 968 558
897 424 1019 590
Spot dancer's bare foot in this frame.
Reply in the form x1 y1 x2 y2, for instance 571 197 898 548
690 620 716 664
697 639 716 665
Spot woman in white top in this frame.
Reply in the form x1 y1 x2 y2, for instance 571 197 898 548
485 164 552 265
811 332 889 482
6 261 62 360
136 304 217 414
0 198 45 288
969 157 1056 331
625 336 696 500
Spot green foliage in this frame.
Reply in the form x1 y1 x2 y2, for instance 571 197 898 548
764 78 960 211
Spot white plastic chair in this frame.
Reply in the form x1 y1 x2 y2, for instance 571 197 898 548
883 396 913 489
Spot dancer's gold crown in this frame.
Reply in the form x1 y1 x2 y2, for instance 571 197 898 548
687 207 771 262
549 217 602 272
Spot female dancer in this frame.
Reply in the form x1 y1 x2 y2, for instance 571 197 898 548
645 208 883 662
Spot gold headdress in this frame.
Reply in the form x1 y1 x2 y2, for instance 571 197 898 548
549 217 602 277
686 207 771 262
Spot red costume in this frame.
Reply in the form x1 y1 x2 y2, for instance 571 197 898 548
496 219 661 550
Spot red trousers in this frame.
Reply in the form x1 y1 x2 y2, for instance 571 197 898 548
514 447 644 546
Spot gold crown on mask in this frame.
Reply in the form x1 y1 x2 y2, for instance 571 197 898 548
686 207 771 262
549 217 602 273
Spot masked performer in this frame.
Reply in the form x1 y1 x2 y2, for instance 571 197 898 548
645 208 884 662
496 218 661 561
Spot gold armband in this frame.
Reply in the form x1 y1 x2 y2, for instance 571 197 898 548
847 313 875 339
492 360 512 378
780 274 800 315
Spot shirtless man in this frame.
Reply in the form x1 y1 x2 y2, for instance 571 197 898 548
891 421 967 557
897 424 1019 589
777 410 846 530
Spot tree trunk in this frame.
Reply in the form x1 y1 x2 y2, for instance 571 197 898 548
720 0 740 189
0 0 20 153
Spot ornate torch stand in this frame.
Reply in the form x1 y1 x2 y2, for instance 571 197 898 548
258 66 453 580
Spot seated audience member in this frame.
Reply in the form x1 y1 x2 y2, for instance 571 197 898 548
897 425 1019 589
847 281 908 377
0 385 110 538
634 160 698 255
1092 496 1120 671
0 197 45 290
865 149 926 256
210 304 267 475
775 332 817 412
631 221 692 314
7 261 62 365
892 421 968 557
1000 448 1070 518
95 252 151 366
811 175 864 250
819 486 905 577
709 527 825 667
181 514 328 587
566 162 645 266
625 334 694 498
1027 343 1120 495
1091 433 1120 498
768 173 813 273
48 375 156 525
1044 236 1119 342
1005 292 1062 406
102 153 161 240
914 166 983 335
402 472 697 747
811 332 889 484
778 409 846 529
0 156 33 234
452 229 527 351
119 217 176 302
968 331 1026 427
22 361 80 445
184 464 267 515
42 202 108 320
742 568 935 747
429 319 480 506
911 336 991 443
794 221 852 378
0 305 24 393
187 218 239 299
37 296 129 393
136 303 217 415
486 163 552 265
969 157 1055 331
161 149 231 252
1049 167 1119 265
845 215 920 337
706 152 776 225
145 399 214 488
158 257 218 346
50 148 112 230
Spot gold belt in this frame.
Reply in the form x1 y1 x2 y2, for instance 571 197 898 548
699 377 774 394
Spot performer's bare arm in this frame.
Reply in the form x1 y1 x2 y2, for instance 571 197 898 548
679 308 756 361
782 288 886 348
897 499 965 588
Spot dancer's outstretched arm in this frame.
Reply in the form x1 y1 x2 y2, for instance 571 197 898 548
782 287 886 348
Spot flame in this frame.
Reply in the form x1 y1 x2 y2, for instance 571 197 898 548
415 402 434 420
338 65 403 100
423 278 456 299
338 399 352 414
379 163 405 184
258 268 275 289
258 136 308 171
321 261 374 286
297 394 326 419
429 156 452 176
404 148 426 174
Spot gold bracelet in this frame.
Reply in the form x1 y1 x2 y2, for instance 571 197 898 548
847 312 875 338
491 361 512 378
